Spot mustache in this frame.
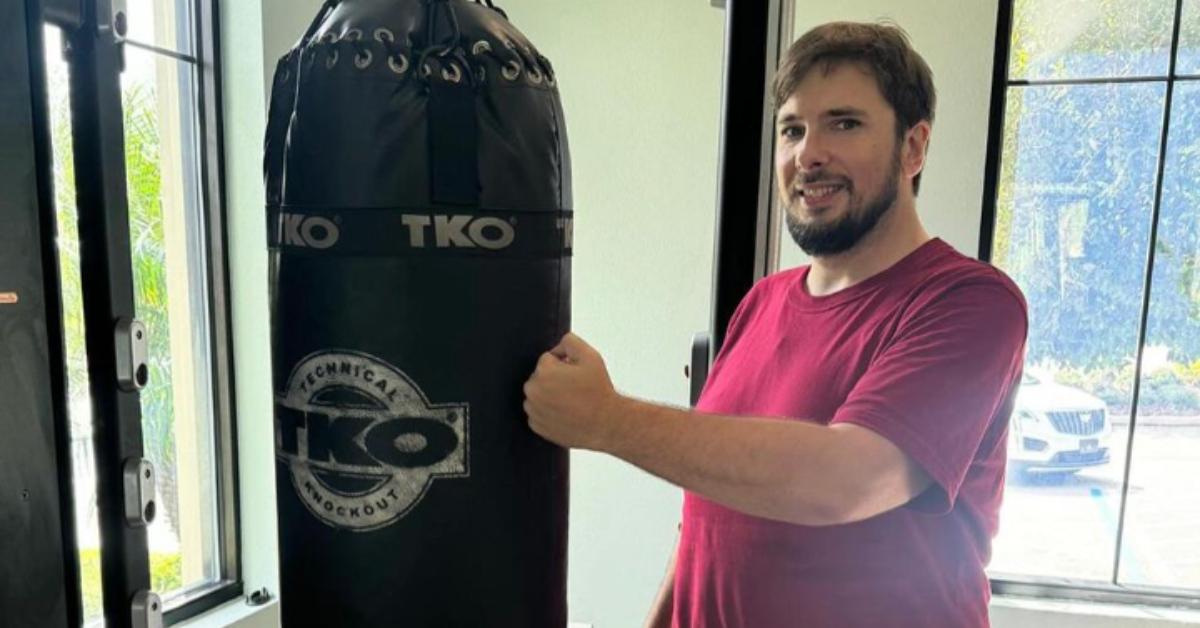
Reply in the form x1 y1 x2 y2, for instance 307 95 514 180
796 172 850 186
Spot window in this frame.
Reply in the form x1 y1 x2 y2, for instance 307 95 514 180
43 0 238 622
985 0 1200 606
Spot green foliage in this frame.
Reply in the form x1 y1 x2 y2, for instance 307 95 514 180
1054 363 1135 412
51 71 180 537
1009 0 1176 79
1048 362 1200 416
79 549 182 619
122 82 180 537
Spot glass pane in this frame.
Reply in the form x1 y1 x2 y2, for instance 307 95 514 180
1009 0 1174 81
124 0 195 56
1183 0 1200 75
988 82 1166 582
1118 83 1200 590
44 25 106 626
121 46 219 601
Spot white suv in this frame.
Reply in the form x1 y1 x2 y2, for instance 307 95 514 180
1008 371 1112 476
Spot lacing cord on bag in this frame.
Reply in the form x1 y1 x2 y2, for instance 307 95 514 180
297 0 551 87
416 0 476 86
473 0 508 19
302 0 340 47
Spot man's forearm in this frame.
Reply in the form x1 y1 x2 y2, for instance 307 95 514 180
598 396 856 526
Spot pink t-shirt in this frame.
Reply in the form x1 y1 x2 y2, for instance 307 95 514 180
674 239 1027 628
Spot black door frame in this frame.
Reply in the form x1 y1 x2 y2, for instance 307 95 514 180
707 0 791 364
1 0 80 625
39 0 155 625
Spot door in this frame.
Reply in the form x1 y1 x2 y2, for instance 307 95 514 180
2 1 155 626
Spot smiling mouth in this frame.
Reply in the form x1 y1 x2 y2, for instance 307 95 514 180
795 182 847 206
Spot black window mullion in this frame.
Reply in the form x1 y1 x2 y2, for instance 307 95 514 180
195 0 242 593
1111 0 1188 589
977 0 1014 261
1011 75 1171 86
63 2 153 626
710 0 780 355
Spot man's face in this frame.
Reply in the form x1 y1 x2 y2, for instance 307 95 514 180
775 62 906 257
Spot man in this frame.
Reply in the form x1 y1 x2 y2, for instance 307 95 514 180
523 22 1027 628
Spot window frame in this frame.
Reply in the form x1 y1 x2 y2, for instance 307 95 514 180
979 0 1200 611
158 0 243 622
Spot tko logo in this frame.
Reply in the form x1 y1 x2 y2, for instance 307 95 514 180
276 351 469 531
400 214 515 250
277 410 460 472
282 214 340 249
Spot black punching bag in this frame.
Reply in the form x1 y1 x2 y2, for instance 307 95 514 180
264 1 571 625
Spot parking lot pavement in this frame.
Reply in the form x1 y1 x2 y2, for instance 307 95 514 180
989 423 1200 590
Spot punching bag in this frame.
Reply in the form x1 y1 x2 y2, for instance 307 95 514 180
264 1 571 625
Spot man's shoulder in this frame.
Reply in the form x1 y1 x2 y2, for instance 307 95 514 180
747 265 808 303
759 265 808 289
915 240 1026 310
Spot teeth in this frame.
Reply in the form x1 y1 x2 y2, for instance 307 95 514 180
800 184 842 197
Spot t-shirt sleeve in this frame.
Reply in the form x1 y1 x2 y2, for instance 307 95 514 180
829 277 1027 514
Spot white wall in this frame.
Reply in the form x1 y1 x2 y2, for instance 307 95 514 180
219 0 278 602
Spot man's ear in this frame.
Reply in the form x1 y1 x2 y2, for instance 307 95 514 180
903 120 932 181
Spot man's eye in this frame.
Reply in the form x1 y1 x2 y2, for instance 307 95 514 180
781 126 804 140
834 119 861 131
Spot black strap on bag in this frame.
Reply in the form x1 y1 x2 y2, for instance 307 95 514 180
423 0 481 206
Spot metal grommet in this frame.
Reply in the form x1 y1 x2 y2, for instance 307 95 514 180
528 65 543 84
319 31 339 68
421 64 433 79
501 60 521 81
502 38 517 51
355 49 373 69
344 28 363 41
387 53 409 75
475 66 487 82
472 40 491 55
442 62 462 83
546 72 556 87
374 28 395 43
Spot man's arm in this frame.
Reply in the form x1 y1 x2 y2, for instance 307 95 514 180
643 534 677 628
602 397 929 526
523 336 932 527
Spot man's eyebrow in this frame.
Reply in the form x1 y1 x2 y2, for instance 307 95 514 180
777 107 869 124
824 107 868 118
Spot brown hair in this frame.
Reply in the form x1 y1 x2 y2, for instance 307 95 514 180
773 22 936 194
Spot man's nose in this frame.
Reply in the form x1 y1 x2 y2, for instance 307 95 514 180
794 133 829 172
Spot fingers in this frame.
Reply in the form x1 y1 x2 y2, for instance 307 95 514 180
552 332 591 363
537 351 559 371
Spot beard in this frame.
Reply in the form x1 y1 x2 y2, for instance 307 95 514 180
784 148 901 257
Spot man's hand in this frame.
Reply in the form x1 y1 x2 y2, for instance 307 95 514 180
523 333 623 451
